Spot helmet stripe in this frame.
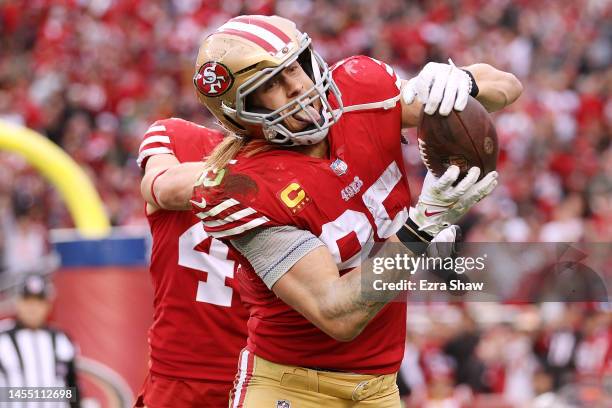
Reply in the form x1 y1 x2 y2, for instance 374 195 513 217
217 28 277 53
231 16 292 43
219 21 287 51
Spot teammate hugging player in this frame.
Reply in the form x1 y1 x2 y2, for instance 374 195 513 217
191 15 522 407
135 118 249 408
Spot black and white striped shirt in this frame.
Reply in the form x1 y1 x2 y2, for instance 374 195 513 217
0 320 80 408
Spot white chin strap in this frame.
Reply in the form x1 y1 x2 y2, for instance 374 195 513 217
311 47 323 83
263 127 328 145
263 93 401 146
272 94 401 146
341 94 401 113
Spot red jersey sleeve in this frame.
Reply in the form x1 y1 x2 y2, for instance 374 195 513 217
331 56 402 107
191 169 274 240
137 120 175 169
137 118 224 168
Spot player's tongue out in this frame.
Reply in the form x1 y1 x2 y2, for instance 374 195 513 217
293 105 321 124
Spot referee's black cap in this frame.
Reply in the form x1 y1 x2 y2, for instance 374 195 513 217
20 274 51 299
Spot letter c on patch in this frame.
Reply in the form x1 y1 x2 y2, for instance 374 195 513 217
280 183 305 208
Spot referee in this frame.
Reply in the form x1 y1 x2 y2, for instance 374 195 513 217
0 274 81 407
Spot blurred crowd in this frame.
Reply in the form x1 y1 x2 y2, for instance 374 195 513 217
0 0 610 244
400 303 611 407
0 1 610 405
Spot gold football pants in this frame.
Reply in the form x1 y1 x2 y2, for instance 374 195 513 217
229 350 400 407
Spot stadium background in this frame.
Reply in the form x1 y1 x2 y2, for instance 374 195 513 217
0 0 610 407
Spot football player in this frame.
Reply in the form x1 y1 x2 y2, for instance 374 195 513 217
135 118 249 407
191 15 522 407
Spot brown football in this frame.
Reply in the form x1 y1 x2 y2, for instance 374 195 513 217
417 96 498 181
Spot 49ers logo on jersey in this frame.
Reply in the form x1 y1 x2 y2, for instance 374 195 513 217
194 62 234 97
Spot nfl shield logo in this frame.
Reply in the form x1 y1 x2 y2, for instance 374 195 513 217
276 400 291 408
330 158 348 176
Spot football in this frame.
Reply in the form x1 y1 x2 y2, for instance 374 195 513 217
417 96 498 181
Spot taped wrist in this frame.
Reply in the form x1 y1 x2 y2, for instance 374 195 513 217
462 69 479 97
397 217 433 256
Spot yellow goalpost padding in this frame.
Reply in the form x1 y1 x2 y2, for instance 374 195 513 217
0 120 111 238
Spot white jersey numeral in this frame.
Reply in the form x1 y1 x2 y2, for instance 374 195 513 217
320 210 373 270
362 161 407 238
178 223 235 307
320 161 408 267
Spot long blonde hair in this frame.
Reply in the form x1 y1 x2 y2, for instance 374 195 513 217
204 133 275 170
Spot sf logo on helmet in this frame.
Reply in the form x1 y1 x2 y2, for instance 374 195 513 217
194 62 234 97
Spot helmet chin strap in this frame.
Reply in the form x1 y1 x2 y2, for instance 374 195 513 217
263 125 329 146
310 48 323 84
262 126 283 143
270 127 329 146
255 91 401 146
273 93 401 145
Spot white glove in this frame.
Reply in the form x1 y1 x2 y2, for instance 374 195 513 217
402 61 474 116
427 224 461 260
431 224 461 244
410 165 498 235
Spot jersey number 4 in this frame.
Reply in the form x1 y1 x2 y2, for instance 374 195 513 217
178 223 235 307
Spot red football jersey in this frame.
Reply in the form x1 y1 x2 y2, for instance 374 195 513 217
138 118 248 382
192 56 409 374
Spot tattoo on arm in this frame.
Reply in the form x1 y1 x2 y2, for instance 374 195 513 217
320 243 416 332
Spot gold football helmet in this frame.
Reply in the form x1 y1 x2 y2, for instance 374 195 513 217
194 15 343 145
